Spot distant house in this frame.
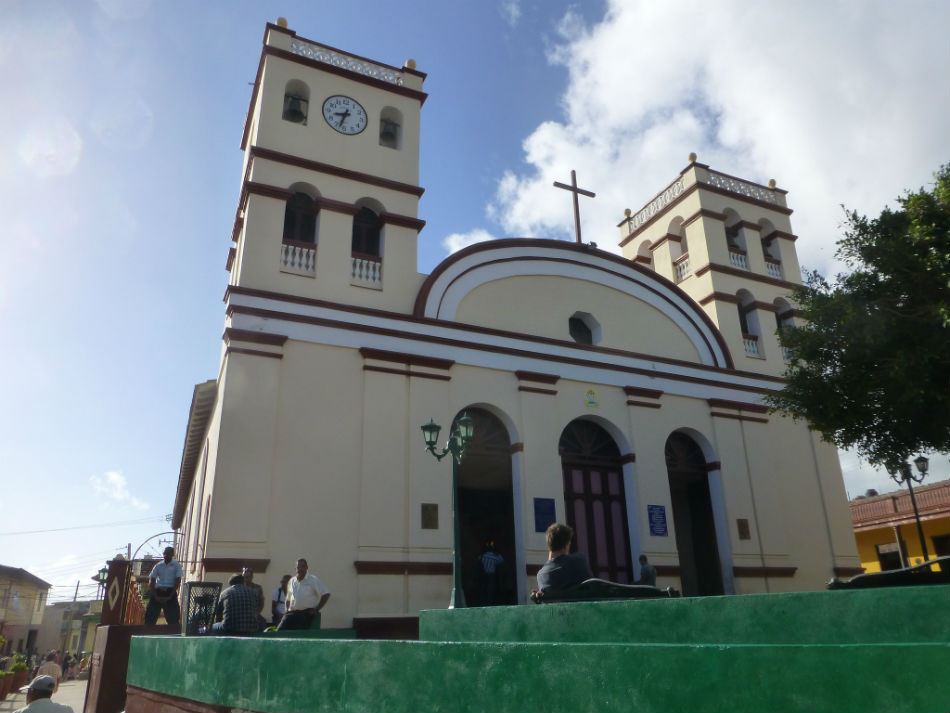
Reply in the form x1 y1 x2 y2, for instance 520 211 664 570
33 600 99 657
0 565 50 655
849 479 950 572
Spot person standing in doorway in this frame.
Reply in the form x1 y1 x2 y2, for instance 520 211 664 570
271 574 291 626
276 558 330 631
477 540 504 606
145 547 183 626
635 554 657 587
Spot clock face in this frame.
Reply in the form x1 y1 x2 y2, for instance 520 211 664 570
322 95 367 135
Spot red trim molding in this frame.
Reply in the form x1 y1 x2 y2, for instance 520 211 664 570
732 566 797 578
707 398 769 413
226 347 283 360
363 365 450 381
518 386 558 395
710 412 769 424
623 385 664 399
359 347 454 371
251 146 425 197
693 262 799 291
224 328 288 346
515 370 560 384
202 558 270 573
354 561 451 575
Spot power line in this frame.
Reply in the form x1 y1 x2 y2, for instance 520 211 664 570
0 516 168 536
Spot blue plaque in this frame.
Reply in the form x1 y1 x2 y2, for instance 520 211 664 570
647 504 668 536
534 498 556 532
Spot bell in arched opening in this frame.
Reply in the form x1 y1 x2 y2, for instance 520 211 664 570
282 94 308 124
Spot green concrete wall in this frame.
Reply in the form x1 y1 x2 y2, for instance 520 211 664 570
126 587 950 713
419 586 950 645
128 636 948 713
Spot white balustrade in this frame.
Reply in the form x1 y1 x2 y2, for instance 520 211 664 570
707 171 778 204
674 254 691 282
280 242 316 276
729 249 749 270
765 260 783 279
743 335 760 357
291 40 404 86
627 177 685 233
351 255 383 289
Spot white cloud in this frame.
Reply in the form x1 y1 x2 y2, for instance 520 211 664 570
442 228 498 254
500 0 521 27
489 0 950 278
90 470 149 510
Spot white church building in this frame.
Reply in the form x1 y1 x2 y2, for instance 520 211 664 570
172 21 861 634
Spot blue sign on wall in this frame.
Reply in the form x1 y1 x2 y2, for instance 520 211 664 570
534 498 556 532
647 505 668 536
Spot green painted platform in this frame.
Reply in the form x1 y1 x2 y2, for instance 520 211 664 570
126 586 950 713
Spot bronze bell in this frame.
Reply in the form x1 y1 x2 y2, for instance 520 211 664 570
283 95 307 123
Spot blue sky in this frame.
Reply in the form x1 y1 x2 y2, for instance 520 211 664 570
1 0 947 603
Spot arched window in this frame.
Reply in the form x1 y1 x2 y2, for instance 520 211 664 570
283 192 317 244
736 289 761 357
723 209 749 270
281 79 310 125
379 106 403 149
351 206 381 257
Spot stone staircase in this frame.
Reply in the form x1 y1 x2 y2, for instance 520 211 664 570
125 585 949 713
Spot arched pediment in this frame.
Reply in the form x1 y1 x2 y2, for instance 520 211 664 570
414 239 733 369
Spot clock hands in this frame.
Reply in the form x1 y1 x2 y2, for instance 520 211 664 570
334 109 351 128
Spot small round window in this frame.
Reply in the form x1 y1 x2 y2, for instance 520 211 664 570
569 312 601 345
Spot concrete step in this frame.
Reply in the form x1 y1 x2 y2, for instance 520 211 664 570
126 634 950 713
420 585 950 645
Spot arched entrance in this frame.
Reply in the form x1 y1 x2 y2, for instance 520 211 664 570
455 408 517 606
665 432 724 596
559 419 633 583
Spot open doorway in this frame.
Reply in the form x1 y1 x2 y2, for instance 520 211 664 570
665 432 724 596
455 408 517 606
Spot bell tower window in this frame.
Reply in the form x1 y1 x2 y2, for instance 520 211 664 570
281 79 311 125
379 107 403 149
283 192 317 244
351 206 381 257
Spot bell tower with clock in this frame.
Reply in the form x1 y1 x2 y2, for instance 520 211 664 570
228 19 428 312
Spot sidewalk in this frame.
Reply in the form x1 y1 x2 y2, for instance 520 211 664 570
0 679 88 713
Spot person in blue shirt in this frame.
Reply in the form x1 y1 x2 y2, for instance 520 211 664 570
145 547 184 626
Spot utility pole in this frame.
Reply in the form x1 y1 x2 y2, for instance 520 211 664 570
58 582 79 657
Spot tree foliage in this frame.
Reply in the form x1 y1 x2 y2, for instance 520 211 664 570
767 166 950 471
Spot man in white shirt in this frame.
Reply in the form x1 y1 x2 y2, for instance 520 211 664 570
271 574 291 625
13 675 73 713
275 558 330 630
145 547 183 626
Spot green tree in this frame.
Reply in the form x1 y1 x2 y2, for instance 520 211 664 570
767 166 950 471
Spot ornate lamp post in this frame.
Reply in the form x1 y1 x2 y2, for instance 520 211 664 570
421 412 474 609
889 456 930 564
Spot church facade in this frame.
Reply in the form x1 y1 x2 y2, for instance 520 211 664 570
171 21 860 631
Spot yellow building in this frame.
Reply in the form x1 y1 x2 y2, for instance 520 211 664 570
171 21 860 634
0 565 49 655
850 479 950 573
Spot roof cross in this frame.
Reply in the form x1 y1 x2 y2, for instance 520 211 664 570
553 170 596 244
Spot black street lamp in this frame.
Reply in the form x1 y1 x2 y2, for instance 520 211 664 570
421 412 475 609
889 456 930 564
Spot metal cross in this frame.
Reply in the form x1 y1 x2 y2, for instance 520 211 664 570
553 170 596 244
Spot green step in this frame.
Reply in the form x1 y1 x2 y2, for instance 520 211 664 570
420 585 950 645
127 635 949 713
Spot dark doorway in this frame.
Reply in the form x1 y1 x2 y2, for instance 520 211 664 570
665 432 724 596
455 408 517 606
559 420 633 583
